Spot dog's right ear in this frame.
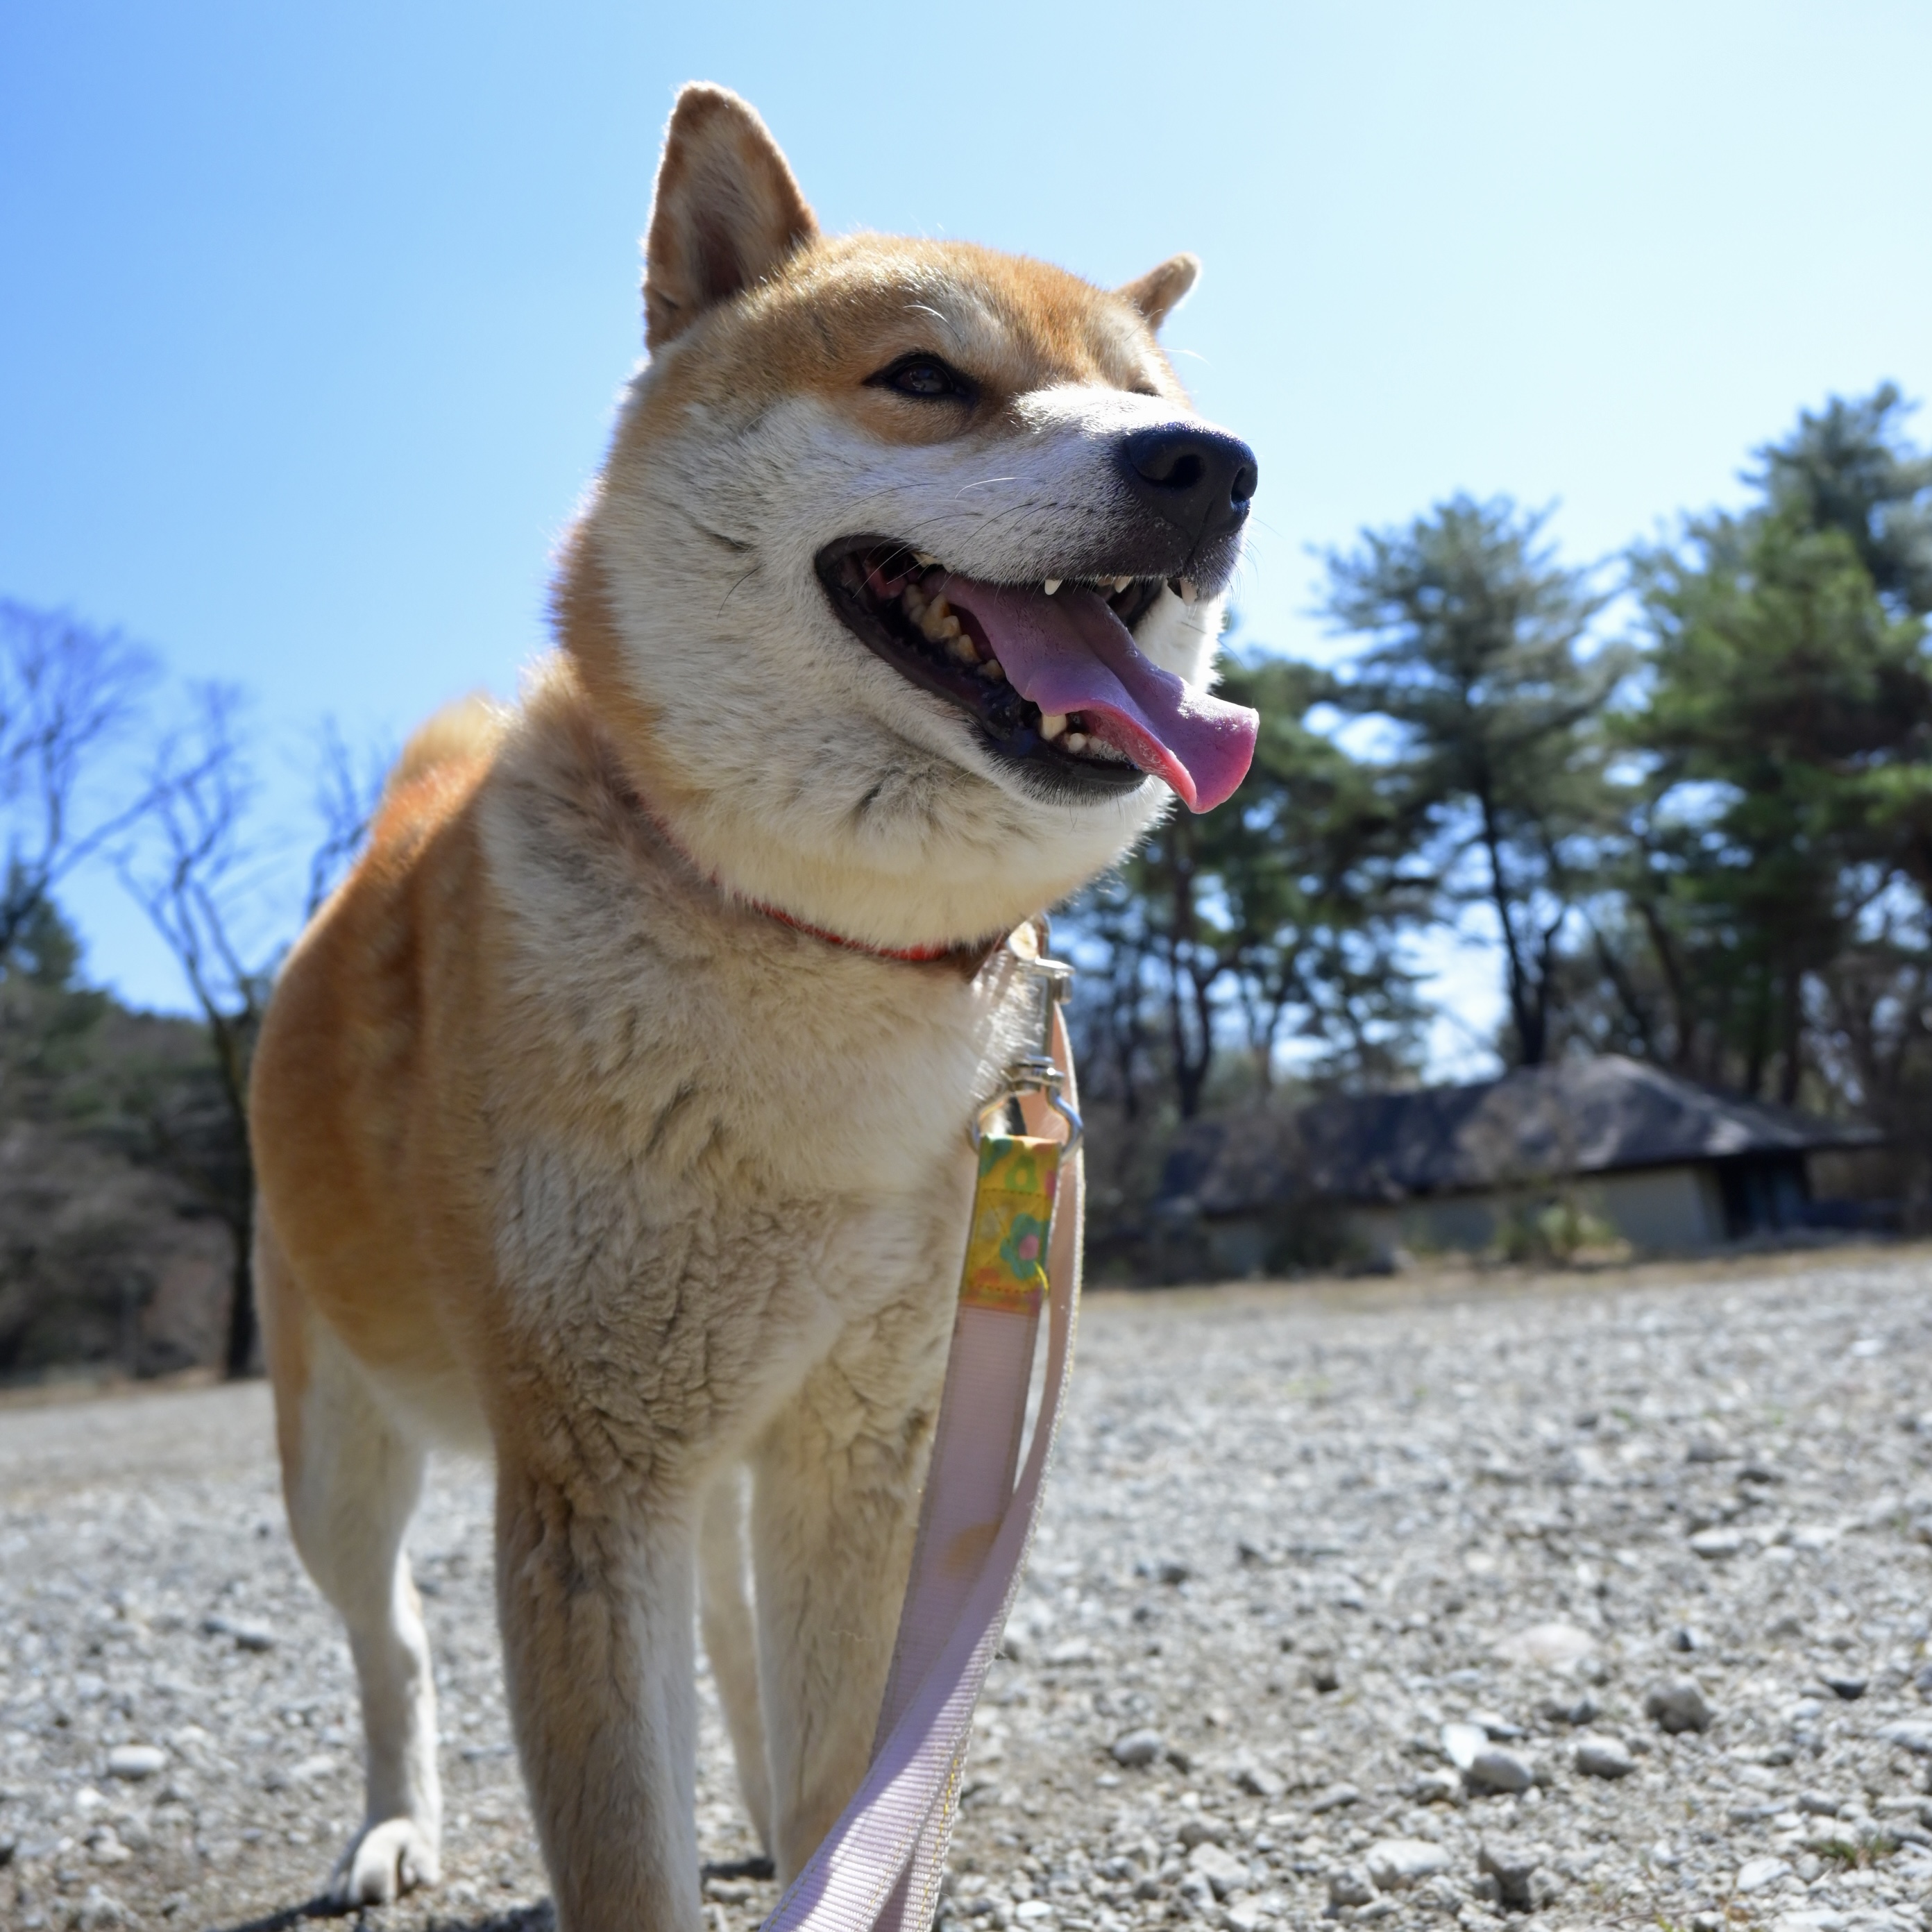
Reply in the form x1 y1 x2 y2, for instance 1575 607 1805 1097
643 85 818 351
1115 253 1201 331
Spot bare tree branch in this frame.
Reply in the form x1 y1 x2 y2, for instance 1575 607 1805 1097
0 600 159 960
304 718 390 920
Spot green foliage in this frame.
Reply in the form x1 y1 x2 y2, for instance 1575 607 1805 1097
1616 515 1932 1097
1071 648 1426 1117
1547 388 1932 1155
1320 495 1632 1066
1495 1196 1620 1266
1751 382 1932 614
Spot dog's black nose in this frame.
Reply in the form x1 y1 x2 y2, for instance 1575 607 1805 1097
1117 425 1258 542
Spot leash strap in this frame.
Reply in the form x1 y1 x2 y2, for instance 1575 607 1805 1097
761 1004 1083 1932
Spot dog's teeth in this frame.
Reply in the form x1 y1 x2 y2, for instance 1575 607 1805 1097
903 582 927 618
914 552 939 568
1112 576 1133 593
1042 579 1061 596
918 595 956 643
1179 577 1198 601
1065 731 1087 752
949 634 978 664
1039 712 1067 741
978 659 1005 681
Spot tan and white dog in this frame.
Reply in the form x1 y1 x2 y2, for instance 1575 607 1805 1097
249 83 1257 1932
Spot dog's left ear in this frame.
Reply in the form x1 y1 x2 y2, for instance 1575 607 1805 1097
644 84 819 350
1115 253 1201 331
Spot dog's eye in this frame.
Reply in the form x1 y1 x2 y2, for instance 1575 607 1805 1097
866 353 977 403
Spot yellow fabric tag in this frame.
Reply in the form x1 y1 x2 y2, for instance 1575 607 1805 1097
960 1133 1061 1312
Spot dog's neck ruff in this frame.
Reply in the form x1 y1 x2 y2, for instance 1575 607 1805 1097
627 784 1009 969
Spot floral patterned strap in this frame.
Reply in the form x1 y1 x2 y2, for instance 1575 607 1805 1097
959 1134 1062 1312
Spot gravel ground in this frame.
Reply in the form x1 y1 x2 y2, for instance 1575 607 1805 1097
5 1247 1932 1932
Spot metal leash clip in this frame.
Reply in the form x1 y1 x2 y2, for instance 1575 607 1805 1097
969 947 1082 1152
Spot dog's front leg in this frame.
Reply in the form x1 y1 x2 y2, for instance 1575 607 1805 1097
495 1451 701 1932
751 1343 942 1881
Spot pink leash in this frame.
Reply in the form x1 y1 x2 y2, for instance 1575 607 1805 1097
761 967 1083 1932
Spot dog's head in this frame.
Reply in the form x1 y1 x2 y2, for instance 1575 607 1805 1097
561 83 1259 951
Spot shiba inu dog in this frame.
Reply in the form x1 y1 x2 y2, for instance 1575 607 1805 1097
249 82 1257 1932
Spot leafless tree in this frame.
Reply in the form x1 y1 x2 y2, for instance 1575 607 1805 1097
304 718 390 919
120 688 387 1377
0 600 158 962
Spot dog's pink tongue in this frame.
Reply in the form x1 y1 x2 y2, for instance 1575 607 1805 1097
938 579 1257 812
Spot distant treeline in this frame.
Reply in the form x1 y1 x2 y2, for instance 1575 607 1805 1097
5 385 1929 1370
1067 385 1932 1265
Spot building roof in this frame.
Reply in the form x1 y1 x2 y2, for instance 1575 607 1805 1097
1160 1054 1879 1214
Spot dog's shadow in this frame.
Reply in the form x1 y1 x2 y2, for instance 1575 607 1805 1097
204 1860 775 1932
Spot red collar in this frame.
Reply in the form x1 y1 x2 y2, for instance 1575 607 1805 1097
740 893 977 965
629 786 1007 969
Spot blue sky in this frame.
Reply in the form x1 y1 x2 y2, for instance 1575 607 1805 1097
4 1 1930 1049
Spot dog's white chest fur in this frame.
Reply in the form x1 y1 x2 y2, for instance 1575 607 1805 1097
473 697 1033 1477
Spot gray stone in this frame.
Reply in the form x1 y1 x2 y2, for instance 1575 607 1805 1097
1735 1854 1788 1893
1186 1841 1248 1901
201 1613 276 1652
1463 1745 1536 1795
1574 1734 1635 1779
1645 1677 1715 1734
1326 1866 1375 1908
1688 1527 1745 1559
1476 1838 1545 1911
1537 1690 1599 1727
1440 1721 1487 1769
1307 1781 1361 1814
1468 1709 1525 1740
1795 1792 1842 1817
1820 1674 1866 1700
105 1745 167 1781
1231 1761 1283 1801
1492 1621 1594 1670
1363 1838 1450 1892
1109 1728 1164 1768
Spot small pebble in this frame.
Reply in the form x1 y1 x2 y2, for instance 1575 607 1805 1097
1644 1677 1715 1734
1326 1865 1375 1908
1476 1838 1544 1910
1575 1734 1635 1779
1364 1838 1450 1891
1185 1841 1248 1901
1307 1780 1361 1814
1464 1745 1536 1795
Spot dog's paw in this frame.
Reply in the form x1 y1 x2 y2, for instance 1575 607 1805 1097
328 1816 441 1907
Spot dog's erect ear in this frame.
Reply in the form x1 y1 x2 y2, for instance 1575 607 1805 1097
1115 253 1201 331
643 85 819 350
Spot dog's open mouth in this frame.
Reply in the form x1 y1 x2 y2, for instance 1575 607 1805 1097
816 539 1258 813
